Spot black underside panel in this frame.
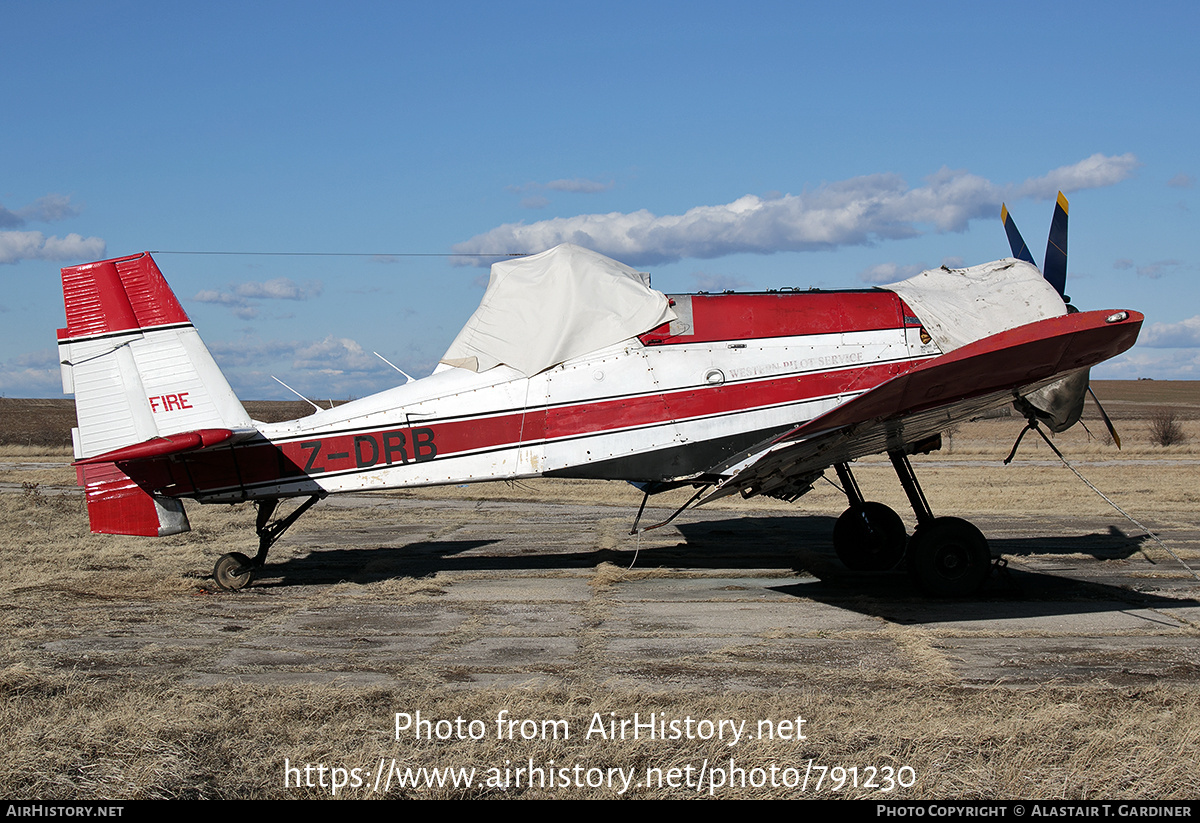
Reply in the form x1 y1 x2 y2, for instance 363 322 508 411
545 423 793 483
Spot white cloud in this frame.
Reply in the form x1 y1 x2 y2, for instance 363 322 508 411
690 271 753 292
453 155 1140 267
1138 316 1200 348
857 262 926 284
0 207 23 229
1167 173 1194 189
0 231 106 265
544 178 614 193
1094 348 1200 380
234 278 321 300
1136 260 1184 279
207 337 298 367
509 177 614 194
1014 153 1140 200
0 193 83 229
18 194 81 223
1113 258 1186 279
193 289 243 306
858 256 965 284
1098 317 1200 378
0 349 63 397
208 333 412 400
292 335 378 373
192 277 322 315
0 194 102 264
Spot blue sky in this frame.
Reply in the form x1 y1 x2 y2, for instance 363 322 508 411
2 1 1197 399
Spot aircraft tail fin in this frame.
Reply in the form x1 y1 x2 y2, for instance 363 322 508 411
57 252 254 535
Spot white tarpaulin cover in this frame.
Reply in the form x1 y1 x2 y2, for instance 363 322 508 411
441 244 677 376
883 258 1067 352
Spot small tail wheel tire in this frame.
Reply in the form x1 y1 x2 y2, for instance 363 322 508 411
833 502 908 571
214 552 254 591
908 516 990 597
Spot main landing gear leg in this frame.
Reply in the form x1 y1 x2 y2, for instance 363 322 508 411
213 495 322 591
831 462 907 571
888 450 990 597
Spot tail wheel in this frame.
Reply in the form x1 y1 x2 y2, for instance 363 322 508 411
214 552 254 591
908 517 990 597
833 502 908 571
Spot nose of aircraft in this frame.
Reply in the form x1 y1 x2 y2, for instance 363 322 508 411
1000 193 1122 446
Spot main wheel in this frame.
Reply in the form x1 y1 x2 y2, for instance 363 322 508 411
833 502 908 571
907 517 990 597
213 552 254 591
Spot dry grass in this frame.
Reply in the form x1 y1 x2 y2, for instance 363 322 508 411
0 444 74 458
3 665 1197 799
3 390 1200 799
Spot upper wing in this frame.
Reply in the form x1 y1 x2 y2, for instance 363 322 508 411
702 308 1143 503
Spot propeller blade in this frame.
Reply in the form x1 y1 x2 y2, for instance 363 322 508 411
1000 203 1037 265
1043 191 1069 299
1087 385 1122 449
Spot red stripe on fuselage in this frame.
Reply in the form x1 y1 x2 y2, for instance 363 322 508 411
137 358 914 497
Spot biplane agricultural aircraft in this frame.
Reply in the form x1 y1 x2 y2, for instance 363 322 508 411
56 193 1141 596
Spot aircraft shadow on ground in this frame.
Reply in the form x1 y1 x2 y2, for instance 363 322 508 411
251 515 1198 622
679 517 1199 622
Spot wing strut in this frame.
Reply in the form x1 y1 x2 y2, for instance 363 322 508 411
629 487 707 535
833 463 865 506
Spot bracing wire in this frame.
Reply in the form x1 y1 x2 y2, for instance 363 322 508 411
1025 425 1198 580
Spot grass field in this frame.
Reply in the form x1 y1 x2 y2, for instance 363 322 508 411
2 384 1199 799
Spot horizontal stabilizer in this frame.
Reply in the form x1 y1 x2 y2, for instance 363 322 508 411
73 427 257 466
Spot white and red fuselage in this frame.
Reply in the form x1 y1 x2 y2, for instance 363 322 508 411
80 289 938 507
57 249 1141 542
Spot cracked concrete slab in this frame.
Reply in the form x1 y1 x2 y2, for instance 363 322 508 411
13 492 1200 691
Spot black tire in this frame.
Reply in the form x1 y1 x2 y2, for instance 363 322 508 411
214 552 254 591
833 502 908 571
907 517 990 597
